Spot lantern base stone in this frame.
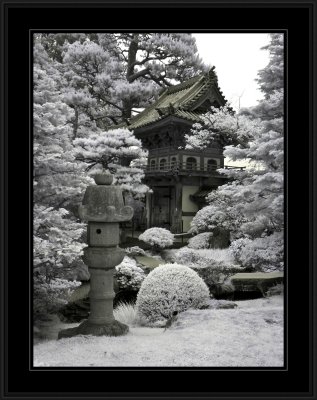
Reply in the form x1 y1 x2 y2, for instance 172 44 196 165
58 319 129 339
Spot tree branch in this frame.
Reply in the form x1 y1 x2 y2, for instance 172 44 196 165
128 68 150 82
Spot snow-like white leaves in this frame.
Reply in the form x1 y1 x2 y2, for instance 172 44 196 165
189 34 284 275
115 256 146 291
175 247 237 269
74 128 144 161
190 33 284 243
60 33 205 128
73 128 149 196
33 205 86 269
136 264 210 323
139 227 174 249
229 232 284 272
34 276 81 318
33 38 91 320
185 105 261 150
175 247 243 294
33 38 92 208
188 232 213 249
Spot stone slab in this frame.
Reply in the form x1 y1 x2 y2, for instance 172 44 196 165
231 272 284 281
230 271 284 295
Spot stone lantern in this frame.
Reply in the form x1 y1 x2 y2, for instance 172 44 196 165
58 171 134 339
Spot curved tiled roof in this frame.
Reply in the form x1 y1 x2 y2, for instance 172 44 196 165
113 67 226 130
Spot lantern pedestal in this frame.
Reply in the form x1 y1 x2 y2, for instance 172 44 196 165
58 172 133 339
58 318 128 338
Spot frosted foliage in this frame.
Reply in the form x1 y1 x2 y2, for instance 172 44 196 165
190 197 247 240
137 33 206 80
33 38 89 321
33 205 86 270
124 246 146 256
74 128 144 162
73 128 149 196
229 238 253 260
62 40 124 130
175 248 243 294
57 33 205 128
109 80 155 106
175 247 238 270
115 257 146 291
34 277 80 320
190 34 284 252
98 32 206 84
186 105 261 150
32 32 204 321
138 227 174 249
34 39 88 282
111 165 149 197
229 232 284 272
188 233 213 249
136 264 210 323
33 39 92 207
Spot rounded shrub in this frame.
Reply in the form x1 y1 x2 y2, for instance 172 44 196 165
138 227 174 249
136 263 210 324
188 232 213 249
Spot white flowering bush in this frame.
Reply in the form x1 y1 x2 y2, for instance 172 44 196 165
34 276 81 321
115 256 146 291
136 263 210 324
229 232 284 272
188 232 213 249
138 227 174 250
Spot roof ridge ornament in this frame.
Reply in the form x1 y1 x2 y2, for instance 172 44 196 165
155 103 178 117
208 66 216 76
167 103 175 114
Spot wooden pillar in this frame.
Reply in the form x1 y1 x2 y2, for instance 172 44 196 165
145 192 152 228
173 181 183 233
200 154 204 171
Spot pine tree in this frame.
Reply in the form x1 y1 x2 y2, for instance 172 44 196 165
189 34 284 272
97 33 207 120
73 127 149 197
55 33 206 130
33 38 91 320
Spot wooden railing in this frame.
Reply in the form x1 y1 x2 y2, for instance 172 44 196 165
148 146 221 156
143 161 245 174
223 165 246 170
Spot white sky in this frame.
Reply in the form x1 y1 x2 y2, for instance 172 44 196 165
193 33 271 111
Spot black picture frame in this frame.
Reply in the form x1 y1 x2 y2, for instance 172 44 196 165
1 0 316 399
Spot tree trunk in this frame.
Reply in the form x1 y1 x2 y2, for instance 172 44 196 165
72 107 79 140
122 34 139 120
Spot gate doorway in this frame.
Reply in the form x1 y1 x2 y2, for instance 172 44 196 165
151 186 174 229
